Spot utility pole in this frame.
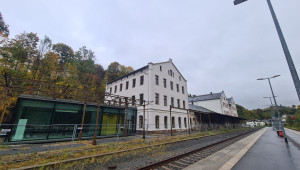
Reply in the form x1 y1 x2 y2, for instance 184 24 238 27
258 75 288 142
234 0 300 102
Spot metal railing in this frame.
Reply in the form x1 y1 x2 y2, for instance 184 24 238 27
0 122 242 144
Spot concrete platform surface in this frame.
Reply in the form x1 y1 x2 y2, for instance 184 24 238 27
233 127 300 170
184 128 266 170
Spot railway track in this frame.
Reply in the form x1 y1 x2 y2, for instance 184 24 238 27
136 128 259 170
1 128 261 169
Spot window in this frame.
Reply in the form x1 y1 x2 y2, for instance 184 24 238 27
160 66 162 71
170 81 173 90
171 97 174 107
140 76 144 85
169 70 173 76
155 115 159 129
163 78 167 88
184 118 187 128
140 93 144 105
164 95 167 106
164 116 168 129
114 85 117 93
183 100 186 109
178 117 181 128
155 75 159 85
132 95 135 105
139 115 143 128
176 84 179 92
177 99 180 108
155 93 159 105
132 79 136 88
120 83 123 92
126 81 129 90
172 117 175 128
109 87 112 94
179 76 181 81
182 86 185 94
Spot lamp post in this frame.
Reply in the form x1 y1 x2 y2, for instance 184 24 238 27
258 75 288 142
263 96 277 130
234 0 300 102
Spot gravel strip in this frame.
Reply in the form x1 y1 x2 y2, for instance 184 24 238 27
74 128 259 170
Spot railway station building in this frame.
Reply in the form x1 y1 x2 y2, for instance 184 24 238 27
105 59 189 132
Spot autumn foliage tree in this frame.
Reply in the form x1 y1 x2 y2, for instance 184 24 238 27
0 14 134 123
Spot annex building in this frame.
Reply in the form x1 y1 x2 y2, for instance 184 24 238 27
189 91 238 117
188 91 240 130
106 59 189 132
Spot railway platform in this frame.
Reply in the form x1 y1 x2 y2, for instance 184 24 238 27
184 127 300 170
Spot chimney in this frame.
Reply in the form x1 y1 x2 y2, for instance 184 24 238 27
210 92 212 95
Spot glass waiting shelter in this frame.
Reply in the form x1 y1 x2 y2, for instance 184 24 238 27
9 95 137 142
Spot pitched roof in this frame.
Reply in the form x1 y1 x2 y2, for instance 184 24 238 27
107 65 148 84
151 59 187 81
227 98 233 104
107 59 187 84
189 104 214 113
189 92 223 102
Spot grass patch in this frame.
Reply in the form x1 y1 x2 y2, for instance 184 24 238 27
0 145 10 151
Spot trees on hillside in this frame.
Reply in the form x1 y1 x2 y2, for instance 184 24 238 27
0 12 9 36
0 14 134 123
237 104 299 121
105 62 134 82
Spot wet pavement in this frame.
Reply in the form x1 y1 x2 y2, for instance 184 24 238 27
233 127 300 170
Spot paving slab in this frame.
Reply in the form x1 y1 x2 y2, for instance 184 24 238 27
183 127 266 170
233 127 300 170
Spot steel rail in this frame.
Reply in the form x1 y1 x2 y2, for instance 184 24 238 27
136 128 260 170
3 128 260 169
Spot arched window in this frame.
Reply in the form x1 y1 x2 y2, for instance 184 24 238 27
178 117 181 128
184 117 187 128
164 116 168 129
172 117 175 128
155 115 159 129
139 115 143 128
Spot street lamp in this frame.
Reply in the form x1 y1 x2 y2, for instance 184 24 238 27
234 0 300 102
263 96 278 130
258 75 288 142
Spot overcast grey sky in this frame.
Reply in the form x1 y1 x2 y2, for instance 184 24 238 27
1 0 300 109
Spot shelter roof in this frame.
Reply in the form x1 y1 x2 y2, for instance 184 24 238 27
189 92 223 102
188 104 214 113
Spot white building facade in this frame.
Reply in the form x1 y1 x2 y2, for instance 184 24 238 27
189 91 238 117
106 59 189 132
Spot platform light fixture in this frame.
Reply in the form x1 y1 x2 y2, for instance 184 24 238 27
257 75 288 142
234 0 300 102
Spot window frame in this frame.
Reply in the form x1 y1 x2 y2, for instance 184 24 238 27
140 75 144 85
164 95 167 106
155 75 159 85
132 78 136 88
155 93 159 105
155 115 160 129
